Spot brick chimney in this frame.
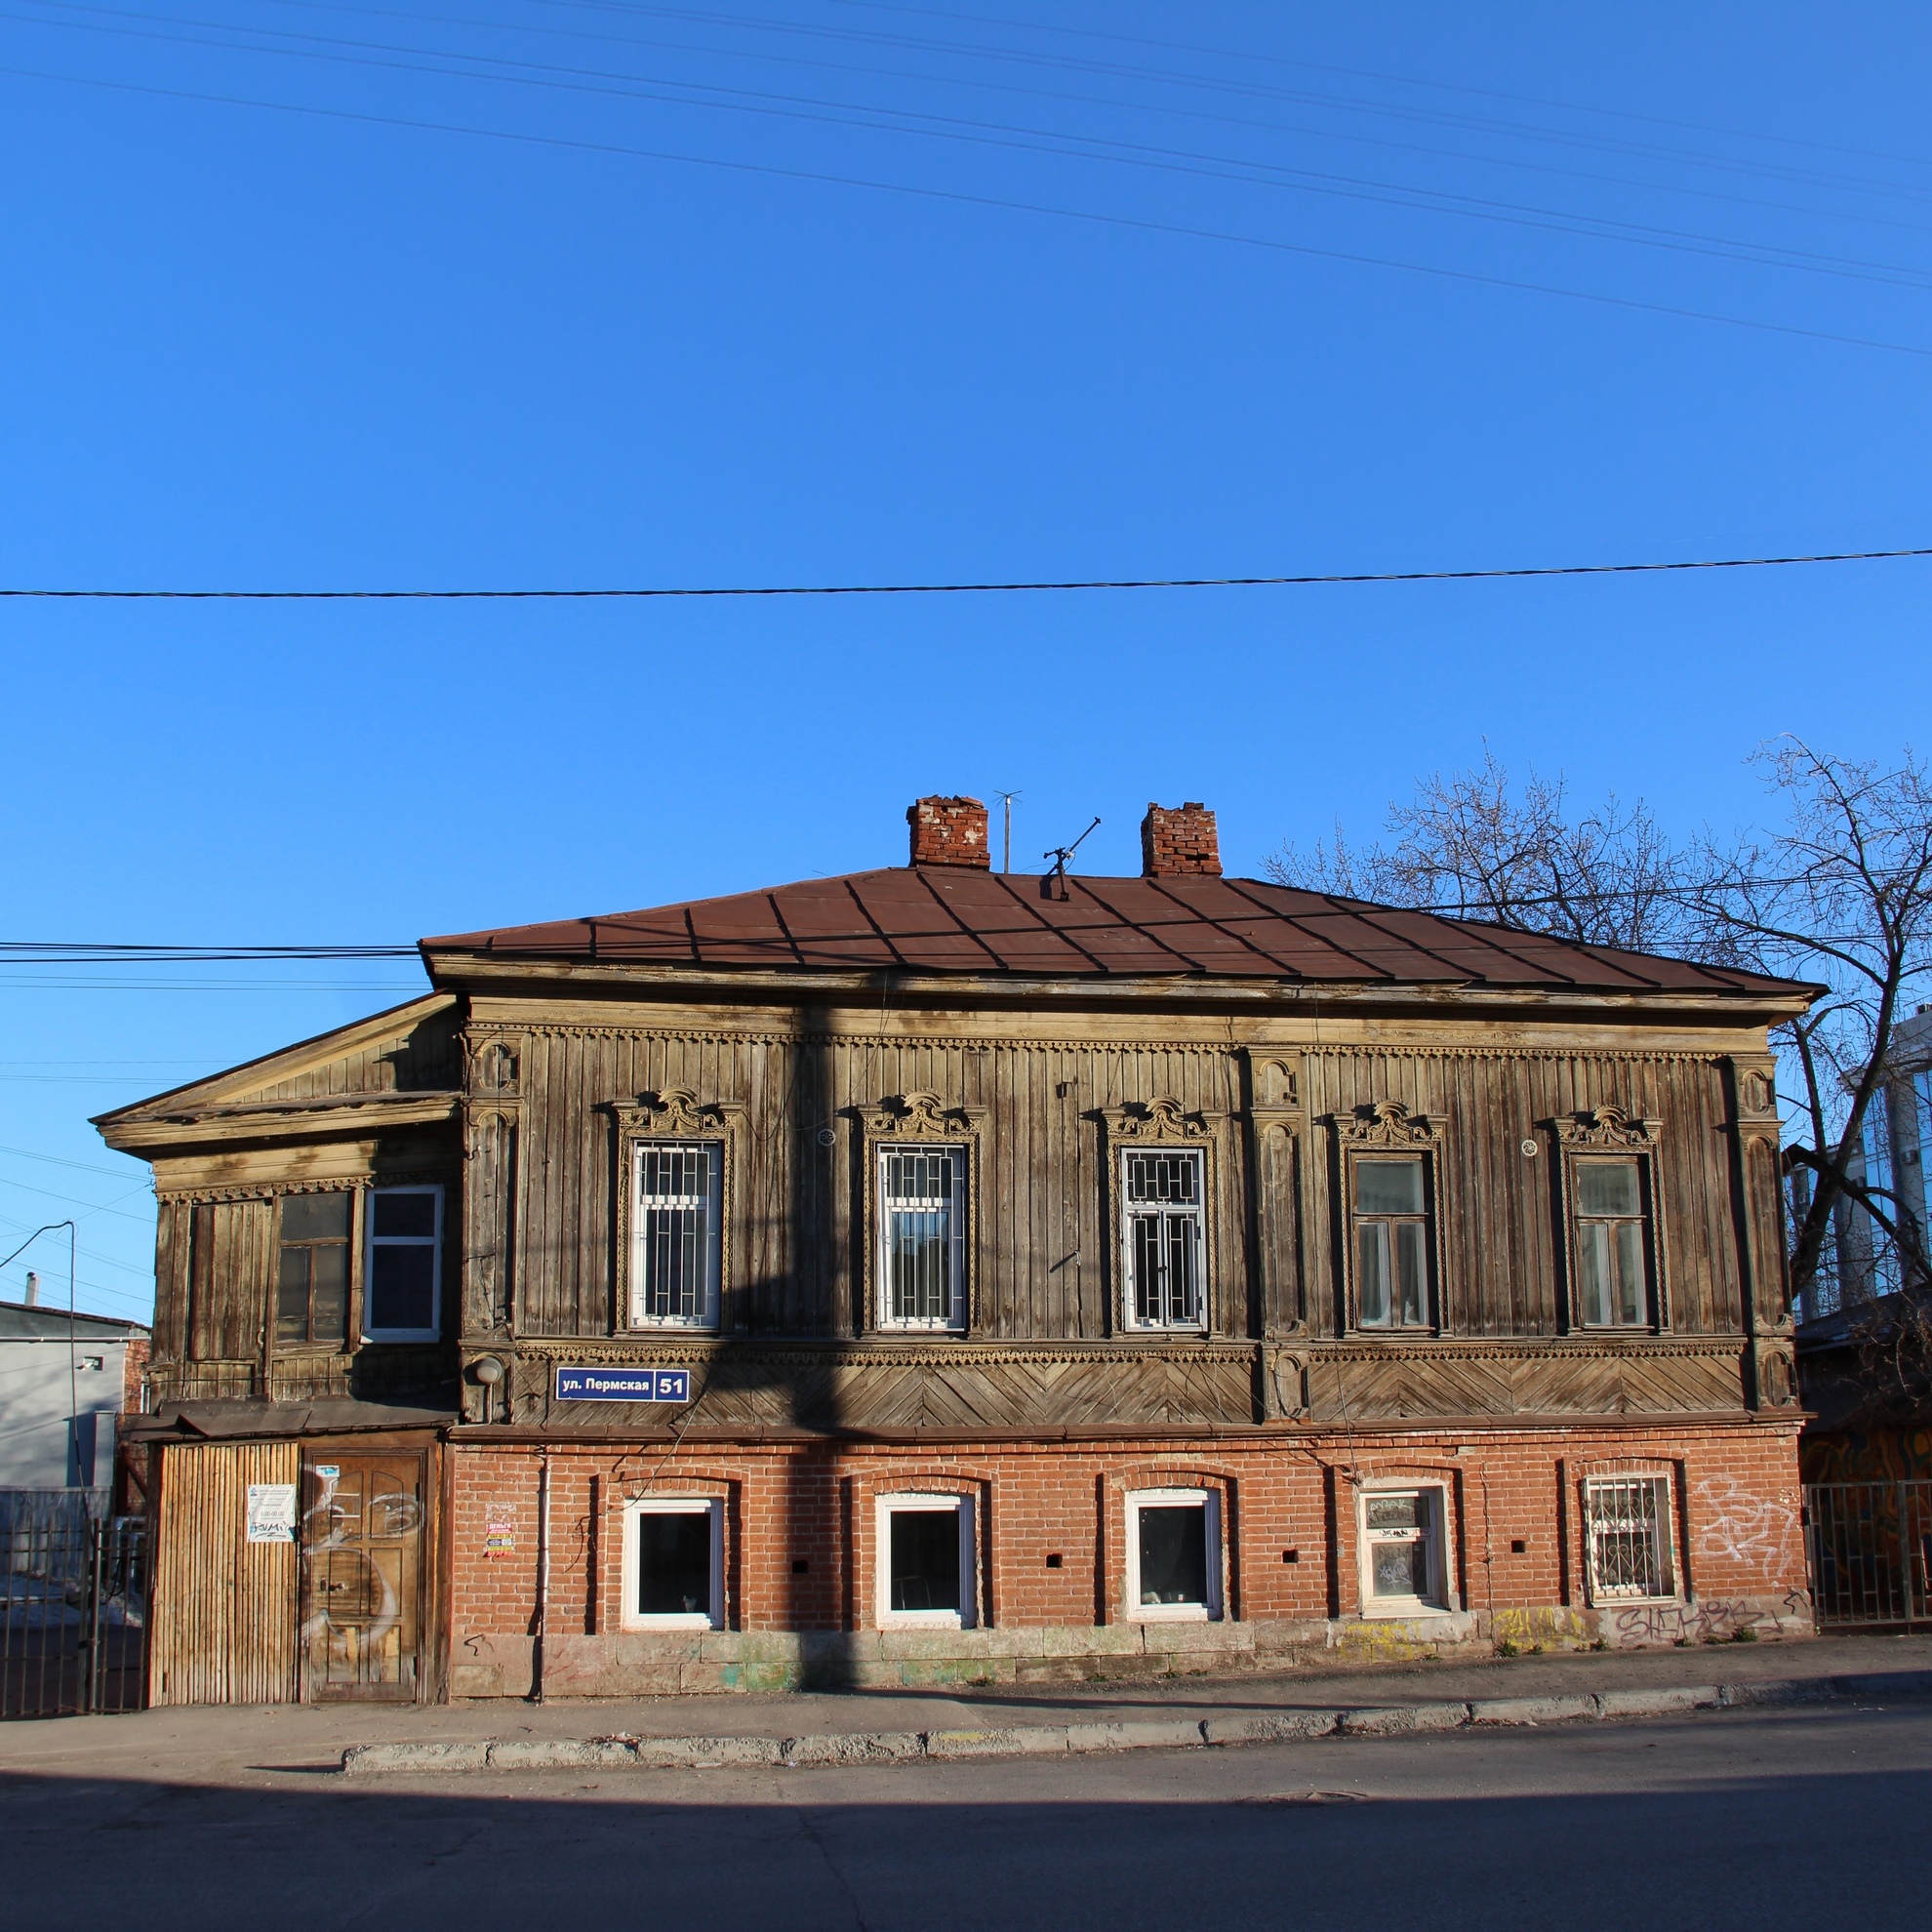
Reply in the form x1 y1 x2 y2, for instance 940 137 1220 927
1141 801 1222 878
907 795 991 868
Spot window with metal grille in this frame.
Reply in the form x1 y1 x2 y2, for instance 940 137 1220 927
364 1186 442 1340
877 1147 966 1329
1585 1474 1674 1601
1351 1155 1429 1328
630 1142 722 1328
1121 1148 1205 1329
276 1192 350 1348
1571 1157 1651 1327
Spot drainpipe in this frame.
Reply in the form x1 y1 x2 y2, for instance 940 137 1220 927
531 1448 552 1705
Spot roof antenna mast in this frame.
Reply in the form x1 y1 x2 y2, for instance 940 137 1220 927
1042 817 1101 902
991 789 1021 874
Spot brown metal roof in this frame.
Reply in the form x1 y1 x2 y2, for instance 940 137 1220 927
422 868 1811 999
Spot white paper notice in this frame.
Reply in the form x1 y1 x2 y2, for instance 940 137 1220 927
246 1482 299 1544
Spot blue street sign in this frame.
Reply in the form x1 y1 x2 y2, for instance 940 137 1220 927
553 1366 692 1403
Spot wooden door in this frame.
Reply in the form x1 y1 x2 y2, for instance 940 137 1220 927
301 1451 425 1702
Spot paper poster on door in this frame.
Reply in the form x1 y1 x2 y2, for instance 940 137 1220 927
246 1482 298 1544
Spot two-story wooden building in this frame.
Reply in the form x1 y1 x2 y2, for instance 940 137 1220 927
101 797 1818 1706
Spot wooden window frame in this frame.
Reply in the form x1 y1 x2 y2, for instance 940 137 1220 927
860 1095 986 1339
1334 1105 1444 1337
1355 1480 1453 1619
614 1090 745 1336
873 1142 969 1333
361 1184 445 1344
273 1190 354 1353
1553 1107 1669 1334
1103 1099 1219 1336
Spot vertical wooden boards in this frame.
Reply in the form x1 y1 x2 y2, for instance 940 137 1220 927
149 1440 299 1707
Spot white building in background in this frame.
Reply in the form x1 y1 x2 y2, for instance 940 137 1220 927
0 1293 149 1490
1797 1004 1932 1323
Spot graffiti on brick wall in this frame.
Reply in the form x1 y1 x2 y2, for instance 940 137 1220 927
1609 1597 1763 1643
1490 1606 1592 1650
1694 1474 1796 1576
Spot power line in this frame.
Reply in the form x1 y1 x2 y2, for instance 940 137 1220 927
3 542 1930 601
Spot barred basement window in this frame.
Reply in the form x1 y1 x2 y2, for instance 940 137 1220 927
364 1186 442 1341
276 1192 350 1348
1585 1475 1675 1602
1121 1148 1205 1330
877 1146 966 1331
630 1142 722 1329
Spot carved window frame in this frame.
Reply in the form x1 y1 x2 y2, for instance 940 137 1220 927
614 1089 745 1335
1554 1107 1668 1334
1103 1099 1218 1336
1334 1104 1445 1336
860 1094 986 1337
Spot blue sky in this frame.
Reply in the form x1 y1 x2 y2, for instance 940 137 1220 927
3 2 1929 1320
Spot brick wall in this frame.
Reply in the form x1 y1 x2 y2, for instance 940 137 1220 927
445 1421 1805 1692
1141 802 1222 877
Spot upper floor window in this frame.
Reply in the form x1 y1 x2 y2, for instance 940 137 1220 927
276 1192 349 1348
1352 1155 1430 1329
364 1186 443 1341
630 1142 722 1329
1571 1157 1651 1327
1121 1147 1205 1330
877 1145 966 1331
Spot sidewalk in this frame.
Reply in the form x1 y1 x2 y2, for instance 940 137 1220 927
5 1630 1930 1783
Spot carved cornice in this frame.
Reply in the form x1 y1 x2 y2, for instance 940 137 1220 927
1554 1105 1662 1150
615 1087 735 1138
501 1335 1257 1370
1103 1096 1210 1143
862 1091 980 1141
1334 1100 1442 1148
156 1167 455 1207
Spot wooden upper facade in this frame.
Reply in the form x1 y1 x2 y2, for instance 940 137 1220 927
98 799 1817 1439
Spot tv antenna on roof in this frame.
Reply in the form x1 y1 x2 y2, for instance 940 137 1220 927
1042 817 1100 901
991 789 1021 874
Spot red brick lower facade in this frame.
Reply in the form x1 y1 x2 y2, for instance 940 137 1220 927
446 1421 1808 1697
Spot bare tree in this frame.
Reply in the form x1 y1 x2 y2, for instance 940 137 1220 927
1679 741 1932 1310
1268 747 1688 953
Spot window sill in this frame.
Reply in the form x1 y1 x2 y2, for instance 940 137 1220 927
1131 1603 1216 1623
880 1610 968 1629
621 1614 717 1632
1360 1599 1454 1621
624 1320 719 1333
874 1323 967 1336
361 1330 440 1346
1588 1592 1679 1609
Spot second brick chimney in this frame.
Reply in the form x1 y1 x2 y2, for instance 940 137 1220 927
908 795 991 868
1142 801 1222 878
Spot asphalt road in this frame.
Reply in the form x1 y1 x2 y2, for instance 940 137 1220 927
3 1700 1925 1930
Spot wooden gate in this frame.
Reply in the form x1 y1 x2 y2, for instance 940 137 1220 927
149 1441 300 1706
301 1450 427 1701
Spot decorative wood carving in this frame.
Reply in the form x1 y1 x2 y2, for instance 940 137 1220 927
611 1091 745 1337
1334 1100 1443 1147
617 1086 730 1139
862 1091 976 1141
1332 1103 1445 1337
1554 1105 1662 1150
1102 1096 1210 1143
857 1094 986 1337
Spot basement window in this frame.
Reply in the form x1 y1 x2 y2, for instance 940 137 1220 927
877 1493 976 1628
622 1498 723 1630
363 1186 443 1342
1584 1475 1675 1603
1125 1488 1222 1621
1357 1485 1451 1617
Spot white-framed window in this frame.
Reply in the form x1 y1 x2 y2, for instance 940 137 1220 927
630 1142 723 1329
876 1146 967 1331
621 1497 724 1630
362 1185 443 1341
1571 1156 1652 1327
1357 1484 1451 1616
1351 1155 1430 1329
1120 1148 1206 1330
876 1493 976 1628
1584 1474 1675 1603
1125 1487 1222 1620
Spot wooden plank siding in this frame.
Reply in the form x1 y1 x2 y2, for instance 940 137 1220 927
149 1440 300 1706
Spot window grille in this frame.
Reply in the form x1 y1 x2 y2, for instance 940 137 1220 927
1351 1155 1429 1328
1585 1474 1674 1601
1572 1157 1649 1327
878 1146 966 1329
1121 1148 1204 1328
631 1142 722 1328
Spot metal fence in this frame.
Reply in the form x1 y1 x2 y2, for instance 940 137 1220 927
1803 1481 1932 1629
0 1499 146 1718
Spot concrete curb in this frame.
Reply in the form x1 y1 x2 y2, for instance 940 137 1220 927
338 1670 1932 1776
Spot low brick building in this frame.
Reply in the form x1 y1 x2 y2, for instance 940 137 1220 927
101 796 1817 1704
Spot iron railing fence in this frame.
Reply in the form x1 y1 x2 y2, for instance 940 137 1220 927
0 1506 146 1718
1803 1480 1932 1629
